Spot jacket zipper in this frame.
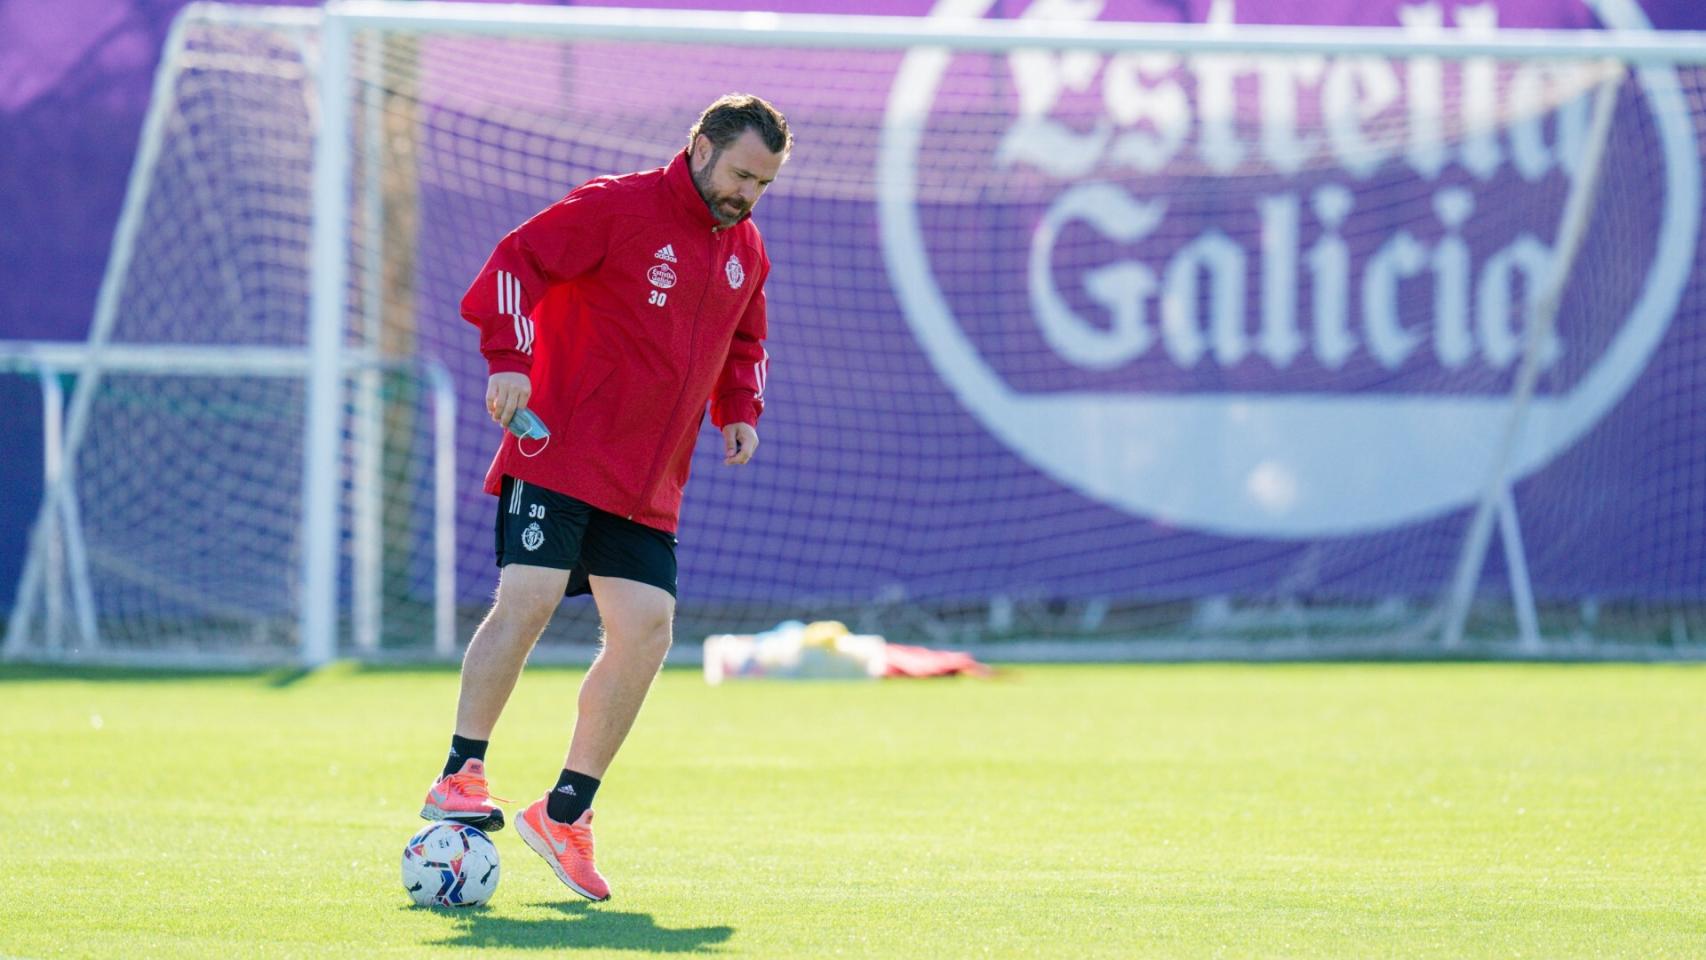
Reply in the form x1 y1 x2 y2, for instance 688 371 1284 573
630 225 717 519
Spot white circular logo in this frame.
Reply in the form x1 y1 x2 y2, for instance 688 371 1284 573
521 521 544 552
878 0 1698 538
726 254 746 290
648 263 677 289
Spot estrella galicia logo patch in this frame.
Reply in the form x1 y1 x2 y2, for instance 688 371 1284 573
725 254 745 290
647 264 677 289
521 521 545 552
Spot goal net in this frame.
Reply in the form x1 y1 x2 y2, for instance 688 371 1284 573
6 1 1704 663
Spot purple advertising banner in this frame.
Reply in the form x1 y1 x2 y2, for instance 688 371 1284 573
3 0 1704 612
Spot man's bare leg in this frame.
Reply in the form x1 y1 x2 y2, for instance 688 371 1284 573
565 575 676 778
515 575 671 902
424 563 568 831
454 563 571 738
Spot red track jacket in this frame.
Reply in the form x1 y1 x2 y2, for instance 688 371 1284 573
461 151 770 533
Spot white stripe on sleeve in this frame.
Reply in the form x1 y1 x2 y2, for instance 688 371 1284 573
499 271 532 355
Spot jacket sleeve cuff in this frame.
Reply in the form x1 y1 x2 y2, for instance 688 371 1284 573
485 352 532 377
711 394 760 430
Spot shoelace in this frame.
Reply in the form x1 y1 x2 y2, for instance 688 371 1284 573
444 772 509 805
563 824 595 859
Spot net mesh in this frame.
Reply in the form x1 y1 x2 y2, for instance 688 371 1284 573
10 8 1706 660
10 21 319 659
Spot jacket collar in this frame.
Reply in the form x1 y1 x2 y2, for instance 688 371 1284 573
664 149 750 232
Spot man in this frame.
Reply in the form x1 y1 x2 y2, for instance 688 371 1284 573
419 94 790 902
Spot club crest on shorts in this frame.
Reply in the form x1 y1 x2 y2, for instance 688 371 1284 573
647 263 677 289
725 254 745 290
522 521 545 551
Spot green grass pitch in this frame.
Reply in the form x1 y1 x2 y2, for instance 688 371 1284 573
5 661 1703 958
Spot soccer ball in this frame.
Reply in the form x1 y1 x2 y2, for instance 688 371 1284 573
401 821 500 907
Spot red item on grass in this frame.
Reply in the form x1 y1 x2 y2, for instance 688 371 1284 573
881 644 992 679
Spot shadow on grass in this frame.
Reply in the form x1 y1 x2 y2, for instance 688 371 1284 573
425 900 734 953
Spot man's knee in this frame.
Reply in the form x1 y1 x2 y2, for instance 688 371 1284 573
489 566 568 634
592 579 675 654
491 593 555 635
609 607 672 653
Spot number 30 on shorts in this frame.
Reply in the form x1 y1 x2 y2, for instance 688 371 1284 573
648 289 667 307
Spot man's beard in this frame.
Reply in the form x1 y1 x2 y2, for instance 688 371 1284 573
692 152 747 226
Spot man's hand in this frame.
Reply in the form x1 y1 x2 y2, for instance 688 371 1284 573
486 372 531 428
723 422 759 465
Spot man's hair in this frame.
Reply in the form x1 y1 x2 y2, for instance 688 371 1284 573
687 93 792 158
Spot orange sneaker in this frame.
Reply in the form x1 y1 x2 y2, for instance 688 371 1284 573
420 758 506 832
516 797 611 901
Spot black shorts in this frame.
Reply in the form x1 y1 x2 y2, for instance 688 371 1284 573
494 476 678 598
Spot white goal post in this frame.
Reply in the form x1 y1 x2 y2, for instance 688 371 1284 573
6 2 1704 665
1 342 459 665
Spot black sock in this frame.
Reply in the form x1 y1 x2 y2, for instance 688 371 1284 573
546 769 601 823
442 735 489 779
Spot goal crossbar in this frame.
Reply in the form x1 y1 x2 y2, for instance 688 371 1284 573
315 0 1706 62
